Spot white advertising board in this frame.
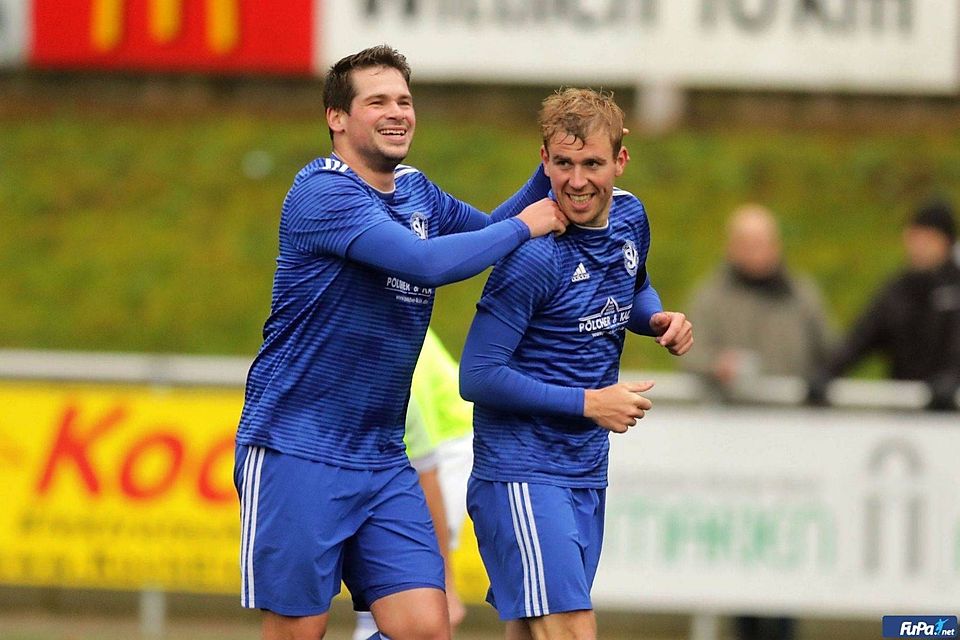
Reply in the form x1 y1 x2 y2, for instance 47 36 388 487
321 0 959 93
596 405 960 616
0 0 28 66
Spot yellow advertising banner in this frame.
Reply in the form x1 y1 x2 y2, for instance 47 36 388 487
0 381 488 601
0 381 241 594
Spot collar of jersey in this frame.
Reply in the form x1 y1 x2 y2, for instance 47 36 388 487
330 153 397 197
573 220 609 231
566 220 612 238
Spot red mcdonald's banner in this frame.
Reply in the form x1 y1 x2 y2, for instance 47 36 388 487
32 0 314 74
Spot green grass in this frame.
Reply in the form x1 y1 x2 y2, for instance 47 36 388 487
2 86 959 372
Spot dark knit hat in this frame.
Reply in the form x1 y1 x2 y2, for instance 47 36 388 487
911 199 956 242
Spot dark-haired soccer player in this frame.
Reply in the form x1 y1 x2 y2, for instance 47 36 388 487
233 45 566 640
461 88 693 640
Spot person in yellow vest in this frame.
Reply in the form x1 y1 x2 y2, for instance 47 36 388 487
354 328 473 639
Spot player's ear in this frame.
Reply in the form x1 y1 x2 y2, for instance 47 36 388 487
326 107 347 135
615 145 629 177
540 145 550 174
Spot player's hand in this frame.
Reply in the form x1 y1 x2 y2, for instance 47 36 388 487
516 198 569 238
649 311 693 356
583 381 654 433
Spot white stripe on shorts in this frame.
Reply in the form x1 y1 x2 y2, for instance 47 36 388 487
521 483 549 615
507 483 534 617
508 482 548 617
240 446 265 608
239 447 254 606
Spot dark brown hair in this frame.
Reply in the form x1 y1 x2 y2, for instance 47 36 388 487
323 45 411 139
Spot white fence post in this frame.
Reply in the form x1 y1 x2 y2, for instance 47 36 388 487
690 612 720 640
139 588 166 639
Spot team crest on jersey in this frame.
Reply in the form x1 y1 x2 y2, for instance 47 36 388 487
410 212 429 240
623 240 639 277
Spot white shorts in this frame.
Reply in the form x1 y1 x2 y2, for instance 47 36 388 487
437 433 473 547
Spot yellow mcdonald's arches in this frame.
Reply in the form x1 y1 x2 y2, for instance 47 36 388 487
91 0 123 51
149 0 180 43
89 0 238 55
207 0 238 54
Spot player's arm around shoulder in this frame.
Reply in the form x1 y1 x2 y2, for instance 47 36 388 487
415 165 565 238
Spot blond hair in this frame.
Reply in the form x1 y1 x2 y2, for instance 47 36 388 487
539 88 624 155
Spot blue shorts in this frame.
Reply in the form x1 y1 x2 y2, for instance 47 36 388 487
234 445 445 617
467 477 606 620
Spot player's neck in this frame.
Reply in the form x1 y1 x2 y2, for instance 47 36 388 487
574 219 609 231
331 148 397 192
576 204 612 229
352 164 396 193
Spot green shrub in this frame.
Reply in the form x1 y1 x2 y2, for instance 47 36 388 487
2 93 958 374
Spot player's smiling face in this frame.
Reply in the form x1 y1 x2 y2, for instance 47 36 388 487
541 130 627 227
332 66 416 172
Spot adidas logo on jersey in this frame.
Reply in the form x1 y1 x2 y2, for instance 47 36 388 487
571 262 590 283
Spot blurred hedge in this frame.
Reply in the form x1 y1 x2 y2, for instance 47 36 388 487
1 82 959 371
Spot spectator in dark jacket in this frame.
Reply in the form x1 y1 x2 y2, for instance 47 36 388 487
808 199 960 411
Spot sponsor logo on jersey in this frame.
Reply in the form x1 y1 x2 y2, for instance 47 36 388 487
385 276 433 305
578 297 632 336
623 240 639 277
571 262 590 283
410 212 429 240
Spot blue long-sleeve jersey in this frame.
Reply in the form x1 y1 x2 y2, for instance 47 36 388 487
236 156 547 468
461 189 661 488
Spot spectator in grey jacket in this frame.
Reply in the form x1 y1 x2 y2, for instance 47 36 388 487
685 204 834 640
684 204 835 402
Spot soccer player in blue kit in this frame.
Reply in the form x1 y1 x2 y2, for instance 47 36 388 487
233 46 566 640
460 88 694 640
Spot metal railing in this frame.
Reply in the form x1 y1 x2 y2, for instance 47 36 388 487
0 348 948 410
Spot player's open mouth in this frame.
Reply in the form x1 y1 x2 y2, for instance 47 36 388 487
568 193 593 206
378 128 407 138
